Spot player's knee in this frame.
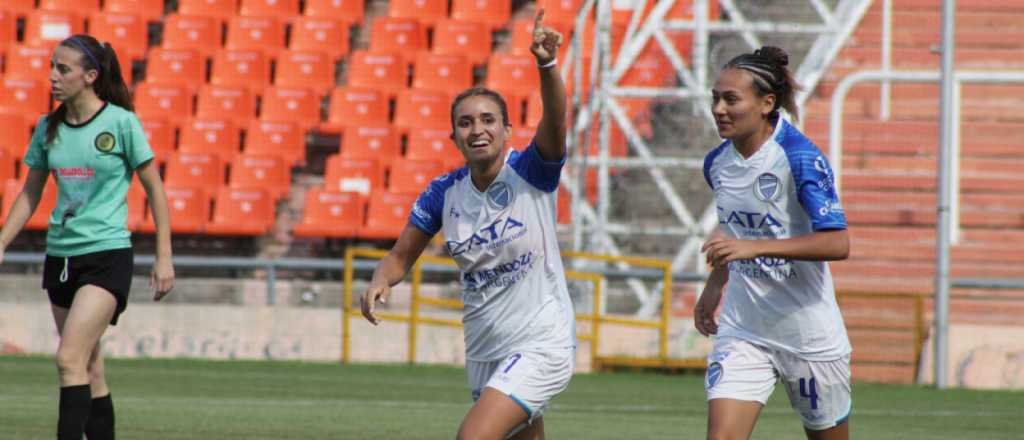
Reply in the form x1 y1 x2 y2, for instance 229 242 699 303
87 361 105 383
55 348 87 377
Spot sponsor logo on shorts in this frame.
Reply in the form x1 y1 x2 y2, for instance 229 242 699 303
94 132 116 153
706 362 723 389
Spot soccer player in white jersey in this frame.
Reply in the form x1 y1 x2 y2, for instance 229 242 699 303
694 46 852 440
360 10 573 440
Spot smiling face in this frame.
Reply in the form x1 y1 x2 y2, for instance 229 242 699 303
711 68 776 141
451 95 512 168
49 44 97 103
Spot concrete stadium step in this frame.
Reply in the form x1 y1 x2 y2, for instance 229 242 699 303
841 169 1024 193
824 47 1024 80
849 240 1024 265
848 207 1024 229
866 0 1024 13
841 156 1024 175
852 364 916 384
804 97 1024 123
805 119 1024 144
857 10 1024 31
831 259 1024 279
849 27 1024 50
813 82 1024 102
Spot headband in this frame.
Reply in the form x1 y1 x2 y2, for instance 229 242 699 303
63 36 102 74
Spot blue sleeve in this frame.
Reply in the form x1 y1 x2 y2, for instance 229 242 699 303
408 170 461 236
508 139 564 193
787 150 847 231
703 141 728 190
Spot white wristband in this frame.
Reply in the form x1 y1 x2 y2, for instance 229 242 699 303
538 58 557 69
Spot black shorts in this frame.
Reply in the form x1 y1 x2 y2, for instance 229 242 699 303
43 248 134 325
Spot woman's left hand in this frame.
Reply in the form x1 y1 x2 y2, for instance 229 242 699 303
530 9 563 65
702 237 759 268
152 256 175 301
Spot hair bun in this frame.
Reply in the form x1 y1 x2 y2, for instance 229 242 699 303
755 46 789 67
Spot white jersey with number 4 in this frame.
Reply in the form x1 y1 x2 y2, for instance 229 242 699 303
703 118 851 361
410 141 576 362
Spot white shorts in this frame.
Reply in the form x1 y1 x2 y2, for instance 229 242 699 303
466 348 574 422
705 337 852 431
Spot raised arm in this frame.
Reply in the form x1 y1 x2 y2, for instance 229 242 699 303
361 224 433 325
530 9 567 161
0 168 50 263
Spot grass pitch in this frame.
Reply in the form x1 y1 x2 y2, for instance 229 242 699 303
1 355 1020 439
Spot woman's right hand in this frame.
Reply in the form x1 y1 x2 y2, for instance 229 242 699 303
360 282 391 325
694 284 723 337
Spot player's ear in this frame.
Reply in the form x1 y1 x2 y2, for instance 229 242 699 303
761 93 776 118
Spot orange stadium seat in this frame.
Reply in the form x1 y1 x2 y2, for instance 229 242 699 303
25 11 84 49
407 127 463 171
320 86 389 135
485 86 524 126
0 150 15 184
389 0 448 29
433 19 492 67
389 158 444 195
509 18 572 57
0 79 49 115
178 118 242 162
557 186 570 225
177 0 237 22
259 86 321 130
139 186 210 233
228 153 290 200
275 50 336 96
304 0 364 25
412 53 472 97
359 191 416 240
536 0 580 29
370 18 427 59
324 155 383 195
210 49 271 93
2 178 57 231
0 111 33 160
205 187 275 235
4 44 52 82
509 126 533 151
138 117 176 163
293 188 364 238
104 0 166 23
39 0 100 14
486 54 540 100
88 12 148 62
244 120 305 166
239 0 300 17
161 14 224 58
144 48 206 91
164 152 226 189
0 11 16 53
196 85 257 126
226 16 286 55
450 0 510 31
347 51 409 98
290 17 349 60
341 125 401 166
134 83 193 126
2 0 36 19
394 88 449 135
126 179 147 231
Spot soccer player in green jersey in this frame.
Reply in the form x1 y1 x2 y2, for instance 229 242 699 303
0 35 175 440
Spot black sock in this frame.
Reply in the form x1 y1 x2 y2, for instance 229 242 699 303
85 394 115 440
58 385 92 440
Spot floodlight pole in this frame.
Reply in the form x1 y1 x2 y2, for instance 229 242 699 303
934 0 955 390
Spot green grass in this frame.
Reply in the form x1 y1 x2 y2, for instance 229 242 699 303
1 355 1021 439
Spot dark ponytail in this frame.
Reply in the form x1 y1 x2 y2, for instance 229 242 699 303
45 35 134 145
723 46 802 122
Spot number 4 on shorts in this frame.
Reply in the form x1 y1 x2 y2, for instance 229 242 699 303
799 377 819 410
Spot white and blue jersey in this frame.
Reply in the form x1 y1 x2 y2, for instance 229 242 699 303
703 118 851 361
410 141 576 362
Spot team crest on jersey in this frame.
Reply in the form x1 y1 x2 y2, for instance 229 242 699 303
486 181 514 209
94 132 116 153
754 172 782 202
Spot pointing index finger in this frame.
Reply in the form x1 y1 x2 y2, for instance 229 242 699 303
534 8 545 30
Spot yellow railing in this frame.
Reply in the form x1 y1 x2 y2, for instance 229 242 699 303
341 248 700 370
